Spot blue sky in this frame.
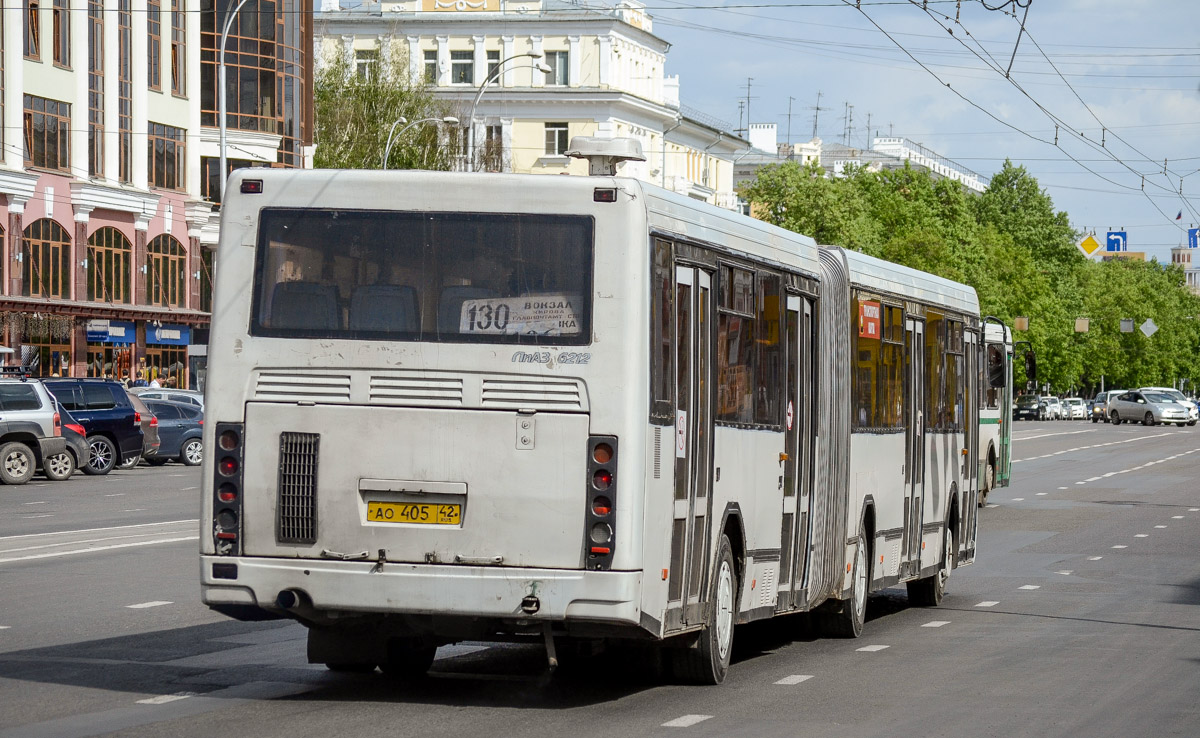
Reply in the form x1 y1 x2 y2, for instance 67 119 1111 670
651 0 1200 263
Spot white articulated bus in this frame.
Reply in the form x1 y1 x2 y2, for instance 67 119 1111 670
201 144 1000 684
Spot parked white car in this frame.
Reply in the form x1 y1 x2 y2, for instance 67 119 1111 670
1062 397 1087 420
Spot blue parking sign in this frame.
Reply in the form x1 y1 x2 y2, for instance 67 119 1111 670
1106 231 1127 251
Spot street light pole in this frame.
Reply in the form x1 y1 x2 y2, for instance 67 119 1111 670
467 52 549 172
218 0 254 202
383 116 460 171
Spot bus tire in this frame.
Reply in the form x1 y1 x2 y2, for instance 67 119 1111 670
380 638 437 680
979 456 995 508
908 522 955 607
672 534 737 685
820 522 869 638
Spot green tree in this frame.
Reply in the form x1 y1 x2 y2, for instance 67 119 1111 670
314 51 459 171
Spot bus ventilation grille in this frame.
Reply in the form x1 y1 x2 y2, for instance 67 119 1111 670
480 379 583 410
277 431 320 544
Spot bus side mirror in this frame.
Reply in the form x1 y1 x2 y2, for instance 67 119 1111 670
987 345 1006 388
1024 350 1037 383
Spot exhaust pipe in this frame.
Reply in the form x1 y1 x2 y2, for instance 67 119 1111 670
276 589 305 610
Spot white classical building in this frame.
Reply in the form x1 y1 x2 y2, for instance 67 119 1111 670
314 0 749 208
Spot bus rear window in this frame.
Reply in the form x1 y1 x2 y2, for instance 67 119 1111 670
250 209 593 345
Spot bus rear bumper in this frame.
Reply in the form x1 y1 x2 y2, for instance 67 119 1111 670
201 555 643 627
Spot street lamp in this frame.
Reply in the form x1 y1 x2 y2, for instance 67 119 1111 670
382 116 460 170
467 52 551 171
218 0 254 202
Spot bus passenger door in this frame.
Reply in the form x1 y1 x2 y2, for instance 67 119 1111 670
902 318 925 579
962 330 979 561
776 296 806 612
667 266 714 628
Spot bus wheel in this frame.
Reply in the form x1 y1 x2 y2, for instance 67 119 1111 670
672 535 737 685
380 638 437 680
908 523 955 607
979 460 994 508
820 523 869 638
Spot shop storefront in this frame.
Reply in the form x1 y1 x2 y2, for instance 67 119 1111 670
144 323 192 388
86 320 137 379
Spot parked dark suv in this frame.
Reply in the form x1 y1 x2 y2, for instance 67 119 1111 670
42 379 143 475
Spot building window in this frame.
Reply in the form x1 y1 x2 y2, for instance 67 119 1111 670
423 49 437 84
486 49 499 81
147 0 162 90
170 0 186 95
146 234 186 308
118 0 131 182
480 124 503 172
21 219 71 299
148 122 186 190
450 50 473 84
354 48 378 80
87 227 133 303
25 1 40 59
23 95 70 171
545 50 568 86
88 0 104 177
544 122 568 156
52 0 69 66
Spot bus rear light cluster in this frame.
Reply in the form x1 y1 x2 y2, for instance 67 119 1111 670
212 423 245 557
584 436 618 569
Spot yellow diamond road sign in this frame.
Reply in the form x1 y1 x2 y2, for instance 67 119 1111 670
1078 234 1103 257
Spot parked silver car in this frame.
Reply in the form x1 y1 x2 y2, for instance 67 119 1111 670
1108 390 1191 426
1138 387 1197 426
0 376 70 485
1062 397 1087 420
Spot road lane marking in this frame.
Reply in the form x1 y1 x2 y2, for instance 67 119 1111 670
105 493 125 497
0 520 199 541
1172 516 1185 519
0 625 10 629
1014 430 1095 441
857 645 889 652
1155 525 1167 529
1085 477 1102 482
662 715 712 728
0 536 199 564
1112 545 1128 549
922 621 950 628
1011 498 1025 501
774 674 814 685
1135 534 1149 538
23 501 47 505
1058 487 1067 490
1057 571 1073 575
1088 556 1103 560
976 601 999 607
1190 508 1199 512
126 601 173 609
22 515 53 519
1019 585 1040 590
137 693 195 705
1036 492 1047 496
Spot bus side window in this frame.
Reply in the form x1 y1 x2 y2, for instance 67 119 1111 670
350 285 419 332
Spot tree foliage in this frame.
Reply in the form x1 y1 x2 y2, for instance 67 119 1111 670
740 159 1200 395
314 51 459 171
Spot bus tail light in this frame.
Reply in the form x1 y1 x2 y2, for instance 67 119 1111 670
584 436 618 570
212 422 245 556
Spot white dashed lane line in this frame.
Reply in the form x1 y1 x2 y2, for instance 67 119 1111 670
125 601 173 609
136 693 196 705
1012 432 1177 463
774 674 814 685
1112 545 1128 549
662 715 713 728
1155 525 1167 529
856 645 889 652
976 601 999 608
922 621 950 628
23 501 47 506
1019 585 1040 590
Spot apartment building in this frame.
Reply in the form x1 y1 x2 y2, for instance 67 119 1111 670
314 0 748 209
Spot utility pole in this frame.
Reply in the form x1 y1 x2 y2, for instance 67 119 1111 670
865 112 872 149
809 90 828 140
743 78 754 136
785 96 796 157
737 100 745 135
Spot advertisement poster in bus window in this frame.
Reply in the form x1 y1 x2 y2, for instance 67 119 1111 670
859 300 881 339
459 294 582 335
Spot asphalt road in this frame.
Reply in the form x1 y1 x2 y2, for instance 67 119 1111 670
0 421 1197 738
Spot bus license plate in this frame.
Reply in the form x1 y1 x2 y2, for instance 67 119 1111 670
367 502 461 525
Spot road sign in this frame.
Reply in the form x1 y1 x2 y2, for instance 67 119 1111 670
1140 319 1158 338
1189 228 1199 249
1106 231 1127 251
1077 234 1103 257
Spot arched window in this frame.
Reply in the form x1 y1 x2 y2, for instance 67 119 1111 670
22 218 71 298
87 227 132 303
146 234 185 307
